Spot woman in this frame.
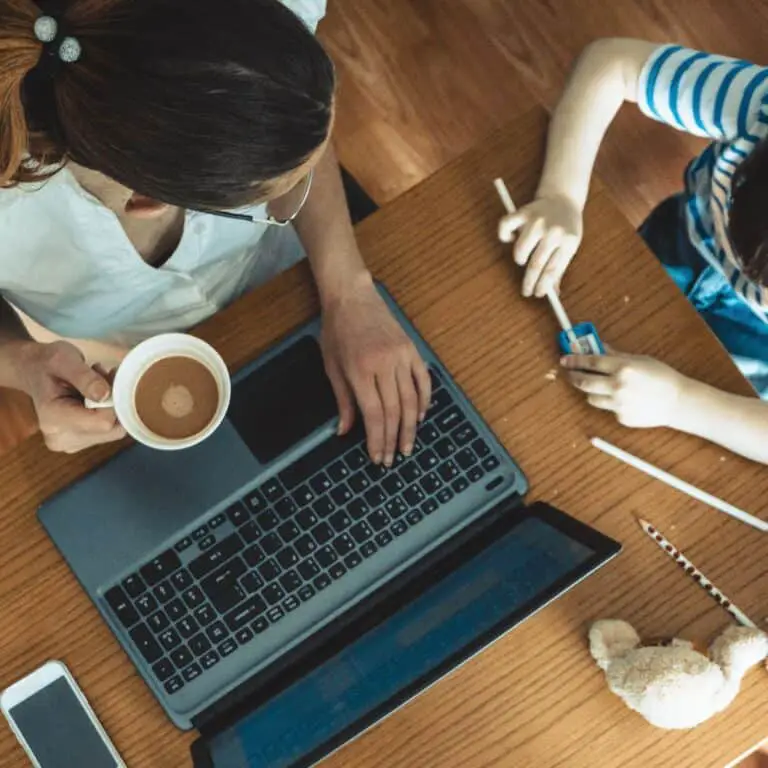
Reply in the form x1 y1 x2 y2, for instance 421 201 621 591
500 39 768 465
0 0 430 462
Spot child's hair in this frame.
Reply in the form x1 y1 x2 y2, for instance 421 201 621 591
729 137 768 285
0 0 335 209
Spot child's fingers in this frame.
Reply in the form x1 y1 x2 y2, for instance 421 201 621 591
498 212 527 243
586 394 616 412
567 370 615 396
523 231 560 297
512 219 544 266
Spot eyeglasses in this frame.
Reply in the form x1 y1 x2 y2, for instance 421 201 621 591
201 169 314 227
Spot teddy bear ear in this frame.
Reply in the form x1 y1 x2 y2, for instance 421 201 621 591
589 619 641 670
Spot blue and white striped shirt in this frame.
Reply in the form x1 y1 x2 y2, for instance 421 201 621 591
637 45 768 316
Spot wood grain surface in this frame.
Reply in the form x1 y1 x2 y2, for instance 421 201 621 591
0 108 766 768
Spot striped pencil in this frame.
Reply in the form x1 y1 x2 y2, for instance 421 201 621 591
638 518 757 629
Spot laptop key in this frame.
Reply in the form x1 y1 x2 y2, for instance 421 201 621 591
467 465 485 484
261 477 285 503
105 586 140 629
327 461 349 483
350 521 373 543
275 497 297 520
278 521 301 543
192 525 209 541
226 504 249 527
452 424 478 446
391 520 408 537
236 627 254 645
437 488 454 505
313 573 331 591
122 574 146 599
182 587 205 609
416 450 439 471
403 485 426 506
313 497 335 518
435 406 463 433
171 569 193 591
311 521 333 545
291 484 315 508
198 535 217 551
152 658 175 682
455 448 477 470
364 487 386 508
153 581 175 604
421 498 439 515
218 639 238 657
360 541 378 558
399 463 422 484
159 629 182 652
224 595 267 631
201 651 220 670
261 533 282 556
206 622 229 644
438 461 459 482
428 388 452 415
276 546 299 569
164 676 184 695
264 583 286 606
296 508 319 530
332 533 355 557
188 534 243 580
148 611 170 634
130 624 163 663
329 562 347 580
140 550 181 587
244 489 268 514
344 552 362 570
329 510 351 533
203 581 245 615
472 438 491 458
166 598 186 622
240 522 260 544
298 584 315 602
256 510 280 531
405 509 423 526
252 617 269 634
183 663 203 683
177 616 199 639
345 448 368 471
315 546 338 568
452 477 469 494
382 474 404 495
330 483 353 506
420 473 442 494
243 544 266 568
348 498 369 520
283 595 300 612
385 498 407 519
258 560 281 582
434 438 456 460
241 572 264 594
194 603 216 626
267 606 285 624
364 463 388 482
298 558 320 581
310 472 332 496
374 531 393 548
482 456 500 472
279 570 302 593
294 535 316 558
419 423 440 445
210 513 227 529
189 633 211 656
136 593 158 617
367 509 390 532
174 537 193 553
170 647 193 672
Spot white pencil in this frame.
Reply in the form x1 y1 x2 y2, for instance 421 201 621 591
493 178 579 347
592 437 768 533
638 517 757 628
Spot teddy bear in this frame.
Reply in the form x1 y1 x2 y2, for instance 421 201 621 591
589 619 768 729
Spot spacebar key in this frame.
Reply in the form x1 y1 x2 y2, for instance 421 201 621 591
189 534 243 579
225 595 267 631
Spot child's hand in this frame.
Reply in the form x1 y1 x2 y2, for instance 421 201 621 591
561 352 689 428
498 193 583 298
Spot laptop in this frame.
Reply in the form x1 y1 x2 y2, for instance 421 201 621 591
38 285 621 766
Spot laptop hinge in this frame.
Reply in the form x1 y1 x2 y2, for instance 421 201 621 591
190 491 523 739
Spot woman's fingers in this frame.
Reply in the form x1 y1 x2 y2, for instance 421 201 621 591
561 354 624 375
512 218 544 267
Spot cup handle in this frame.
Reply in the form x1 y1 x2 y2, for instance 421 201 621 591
84 396 115 410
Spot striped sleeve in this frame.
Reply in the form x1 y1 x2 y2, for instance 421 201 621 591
279 0 327 32
637 45 768 141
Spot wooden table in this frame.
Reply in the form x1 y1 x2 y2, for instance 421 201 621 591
0 107 766 768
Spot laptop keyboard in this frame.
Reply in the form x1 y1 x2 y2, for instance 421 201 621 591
104 369 503 696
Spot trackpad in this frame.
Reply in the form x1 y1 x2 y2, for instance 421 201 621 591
228 336 337 464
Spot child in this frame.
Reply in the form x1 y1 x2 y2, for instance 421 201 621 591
499 38 768 464
0 0 430 462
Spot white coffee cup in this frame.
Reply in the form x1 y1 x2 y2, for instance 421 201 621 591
86 333 231 451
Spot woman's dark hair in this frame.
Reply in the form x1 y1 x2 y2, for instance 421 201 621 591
0 0 335 209
729 136 768 285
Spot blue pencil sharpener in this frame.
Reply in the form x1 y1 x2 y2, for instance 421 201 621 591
558 322 605 355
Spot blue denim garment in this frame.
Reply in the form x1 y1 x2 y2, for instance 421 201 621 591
639 194 768 397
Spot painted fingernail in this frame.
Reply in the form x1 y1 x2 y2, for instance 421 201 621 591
403 443 413 457
374 453 383 465
418 412 426 423
384 454 394 467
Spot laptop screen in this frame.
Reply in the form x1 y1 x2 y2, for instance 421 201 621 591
202 513 607 768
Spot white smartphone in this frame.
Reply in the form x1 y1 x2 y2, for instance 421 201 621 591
0 660 125 768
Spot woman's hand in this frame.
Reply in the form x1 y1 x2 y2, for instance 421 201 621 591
498 193 583 298
320 273 431 466
561 351 689 428
9 340 126 452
